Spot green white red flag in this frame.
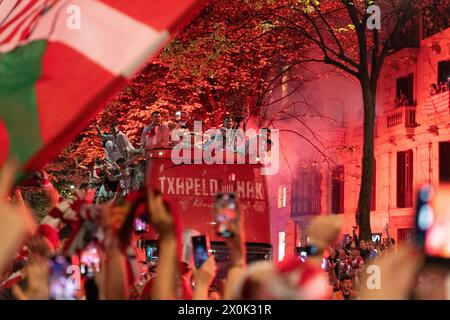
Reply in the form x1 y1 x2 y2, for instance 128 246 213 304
0 0 207 173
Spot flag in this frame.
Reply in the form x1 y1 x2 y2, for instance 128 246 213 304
0 0 207 173
422 91 450 120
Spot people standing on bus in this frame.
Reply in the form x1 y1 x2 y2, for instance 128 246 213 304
104 140 122 165
176 111 193 131
171 110 193 147
208 115 245 152
237 127 272 157
140 111 170 159
96 124 140 164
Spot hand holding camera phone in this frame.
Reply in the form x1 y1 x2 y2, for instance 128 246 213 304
49 255 77 300
415 184 450 264
80 243 101 278
192 235 210 269
134 217 148 234
214 192 239 238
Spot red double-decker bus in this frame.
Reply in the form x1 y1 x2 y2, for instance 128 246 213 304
138 149 272 271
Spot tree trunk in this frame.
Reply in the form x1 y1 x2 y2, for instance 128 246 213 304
357 80 376 240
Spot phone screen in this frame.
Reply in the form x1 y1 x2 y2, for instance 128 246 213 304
415 184 450 261
134 217 147 233
49 256 77 300
214 193 237 238
192 236 209 269
80 244 101 277
145 245 154 263
300 251 307 262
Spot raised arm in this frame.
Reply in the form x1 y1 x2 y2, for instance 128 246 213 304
75 158 89 171
100 206 129 300
147 189 178 300
384 224 393 248
96 125 114 142
92 164 100 180
192 256 217 300
352 226 360 247
0 160 36 273
223 207 246 300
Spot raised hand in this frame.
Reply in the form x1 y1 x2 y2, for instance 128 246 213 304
12 253 50 300
193 256 217 300
147 188 175 238
0 159 36 272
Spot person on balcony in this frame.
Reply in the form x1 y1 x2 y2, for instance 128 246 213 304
429 83 439 96
439 81 448 93
395 91 409 107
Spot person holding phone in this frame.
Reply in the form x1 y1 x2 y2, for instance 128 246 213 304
192 255 217 300
212 193 247 300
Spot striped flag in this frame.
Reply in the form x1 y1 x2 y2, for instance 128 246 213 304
0 0 207 173
422 91 450 120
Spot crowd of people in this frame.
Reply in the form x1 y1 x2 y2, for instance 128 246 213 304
325 225 395 300
0 109 448 300
0 157 448 300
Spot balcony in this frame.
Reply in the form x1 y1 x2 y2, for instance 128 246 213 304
386 106 417 128
423 91 450 122
384 106 418 140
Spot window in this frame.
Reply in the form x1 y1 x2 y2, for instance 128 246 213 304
331 165 344 214
439 142 450 183
396 74 414 106
370 160 376 211
397 150 413 208
291 167 322 217
278 185 287 208
397 228 414 245
438 60 450 85
278 231 286 262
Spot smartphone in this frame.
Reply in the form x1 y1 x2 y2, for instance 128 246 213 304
134 217 147 233
297 245 319 260
299 251 307 262
321 258 328 270
214 193 238 238
145 245 154 263
415 184 450 265
49 256 77 300
80 244 101 277
192 235 210 269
